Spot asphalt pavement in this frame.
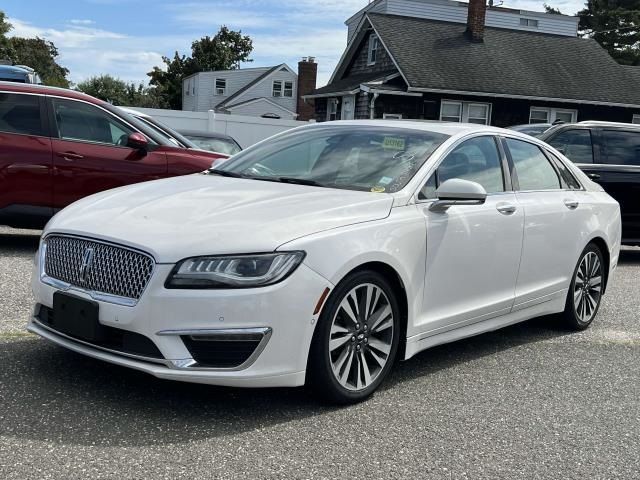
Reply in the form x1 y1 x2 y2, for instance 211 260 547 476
0 226 639 479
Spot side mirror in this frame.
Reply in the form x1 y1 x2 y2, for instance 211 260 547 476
127 132 149 153
429 178 487 212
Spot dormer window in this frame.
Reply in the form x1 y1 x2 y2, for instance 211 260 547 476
520 18 539 28
367 34 379 65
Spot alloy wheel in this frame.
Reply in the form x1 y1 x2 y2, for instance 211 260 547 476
328 283 394 391
573 251 603 324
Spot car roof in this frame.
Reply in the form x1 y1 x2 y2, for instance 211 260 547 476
299 119 521 138
0 81 102 104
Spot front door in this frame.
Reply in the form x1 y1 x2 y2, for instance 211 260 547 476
341 95 355 120
47 97 167 210
417 135 524 334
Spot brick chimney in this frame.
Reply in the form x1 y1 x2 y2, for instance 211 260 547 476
297 57 317 121
466 0 487 43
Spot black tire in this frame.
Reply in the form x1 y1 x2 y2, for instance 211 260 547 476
562 243 605 331
307 270 401 404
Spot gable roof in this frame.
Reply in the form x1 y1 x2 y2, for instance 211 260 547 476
366 13 640 107
225 96 298 116
215 63 293 109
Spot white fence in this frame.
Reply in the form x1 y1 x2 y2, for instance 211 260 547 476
125 107 311 148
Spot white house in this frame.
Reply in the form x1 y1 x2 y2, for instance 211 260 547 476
182 64 301 120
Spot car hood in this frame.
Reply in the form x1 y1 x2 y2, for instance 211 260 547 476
47 174 394 263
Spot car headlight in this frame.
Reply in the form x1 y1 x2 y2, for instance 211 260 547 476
165 251 305 289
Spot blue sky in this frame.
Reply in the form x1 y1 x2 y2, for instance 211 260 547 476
2 0 586 88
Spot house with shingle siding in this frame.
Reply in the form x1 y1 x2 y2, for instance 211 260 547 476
304 0 640 127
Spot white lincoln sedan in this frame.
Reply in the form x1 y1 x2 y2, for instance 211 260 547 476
29 121 621 403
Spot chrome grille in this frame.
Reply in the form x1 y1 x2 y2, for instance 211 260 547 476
44 235 155 300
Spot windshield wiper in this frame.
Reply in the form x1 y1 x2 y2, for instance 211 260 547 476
208 168 245 178
276 177 325 187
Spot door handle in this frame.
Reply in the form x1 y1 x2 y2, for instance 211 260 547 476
57 152 84 161
496 203 517 215
587 173 600 180
564 199 579 210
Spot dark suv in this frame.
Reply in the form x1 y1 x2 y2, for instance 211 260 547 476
540 121 640 245
0 82 228 229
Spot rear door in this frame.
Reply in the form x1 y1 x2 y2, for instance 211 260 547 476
504 137 586 310
47 97 168 210
0 91 53 227
593 128 640 243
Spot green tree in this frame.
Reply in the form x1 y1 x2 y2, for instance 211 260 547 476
0 11 16 63
190 26 253 71
148 26 253 110
578 0 640 65
77 74 165 107
543 4 562 14
147 52 191 110
10 37 70 87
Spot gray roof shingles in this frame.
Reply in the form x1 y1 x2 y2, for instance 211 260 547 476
321 13 640 106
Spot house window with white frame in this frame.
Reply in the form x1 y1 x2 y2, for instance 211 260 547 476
215 78 226 95
367 34 379 65
440 100 491 125
520 18 539 28
283 81 293 97
273 80 283 97
529 107 577 124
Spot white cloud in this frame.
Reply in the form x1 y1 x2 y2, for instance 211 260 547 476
69 19 96 26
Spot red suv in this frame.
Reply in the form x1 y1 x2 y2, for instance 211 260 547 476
0 82 228 228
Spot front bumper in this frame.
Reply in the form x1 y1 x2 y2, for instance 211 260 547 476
29 261 333 388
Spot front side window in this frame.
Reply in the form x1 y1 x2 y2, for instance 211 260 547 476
216 126 450 193
419 136 504 199
185 135 241 155
215 78 226 95
367 34 379 65
546 129 594 164
506 138 560 191
52 98 134 146
601 130 640 166
0 92 44 136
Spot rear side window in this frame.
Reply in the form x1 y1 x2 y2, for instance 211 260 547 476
0 92 44 136
506 138 561 191
601 130 640 166
52 98 133 146
546 129 594 164
546 150 582 190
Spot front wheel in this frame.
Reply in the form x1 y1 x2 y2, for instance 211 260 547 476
562 243 605 330
307 270 401 404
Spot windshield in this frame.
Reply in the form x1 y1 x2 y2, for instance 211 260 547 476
215 125 449 193
185 135 242 155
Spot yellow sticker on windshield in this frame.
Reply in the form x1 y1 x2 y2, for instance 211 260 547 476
383 137 405 150
371 186 386 193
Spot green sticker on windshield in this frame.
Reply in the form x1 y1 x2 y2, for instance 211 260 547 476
383 137 405 150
